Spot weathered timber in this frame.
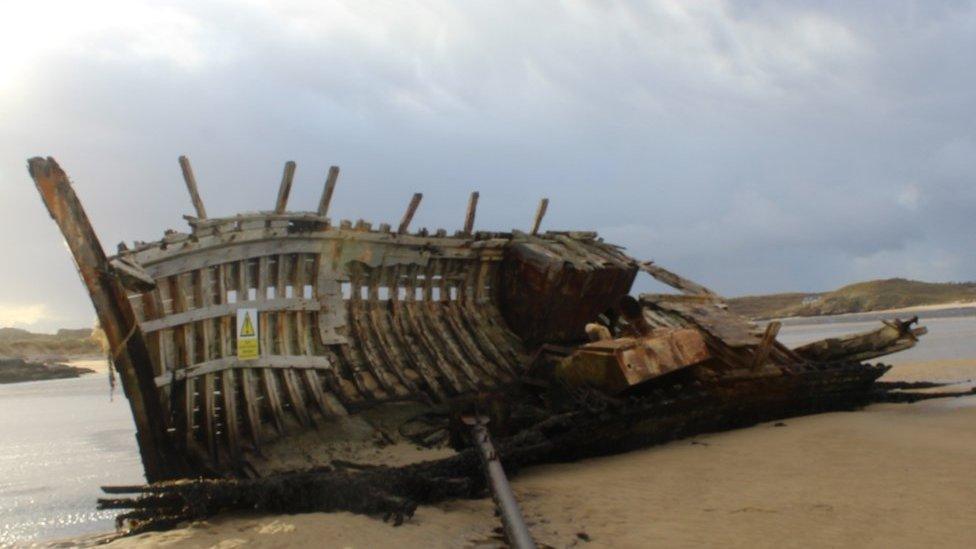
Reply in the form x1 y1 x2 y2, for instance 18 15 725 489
178 156 207 220
397 193 423 234
530 198 548 236
274 161 297 214
752 321 781 368
27 157 186 481
317 166 340 217
793 317 926 363
463 191 479 234
638 262 717 296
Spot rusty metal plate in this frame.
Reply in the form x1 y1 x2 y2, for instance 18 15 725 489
558 328 711 394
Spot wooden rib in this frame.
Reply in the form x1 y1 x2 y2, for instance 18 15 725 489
221 369 242 458
403 264 473 392
752 321 782 369
390 264 462 394
194 269 218 463
420 260 484 387
139 291 166 377
530 198 549 235
183 378 195 452
386 265 453 397
217 265 241 458
347 268 404 396
436 260 501 382
368 267 442 399
462 260 521 374
178 156 207 219
455 259 515 373
257 257 286 434
317 166 340 217
463 191 479 234
274 161 297 214
277 254 313 427
236 259 263 448
397 193 423 234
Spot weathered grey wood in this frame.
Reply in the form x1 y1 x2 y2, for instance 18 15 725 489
638 262 717 297
317 166 340 217
274 161 297 214
463 191 479 234
178 156 207 220
28 157 186 482
752 321 781 368
140 297 319 333
530 198 548 236
110 258 157 292
397 193 423 234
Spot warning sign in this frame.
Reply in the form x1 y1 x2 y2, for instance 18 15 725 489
237 308 259 360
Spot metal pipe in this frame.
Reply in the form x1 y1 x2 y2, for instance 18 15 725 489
463 415 536 549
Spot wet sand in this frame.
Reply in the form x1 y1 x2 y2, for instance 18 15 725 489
102 359 976 549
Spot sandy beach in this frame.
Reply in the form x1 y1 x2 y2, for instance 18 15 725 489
98 358 976 549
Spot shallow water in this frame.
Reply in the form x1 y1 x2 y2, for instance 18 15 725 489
1 312 974 544
0 373 143 546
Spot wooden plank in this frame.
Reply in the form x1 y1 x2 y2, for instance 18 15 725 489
638 262 717 297
463 191 479 234
397 193 423 234
530 198 548 235
274 161 297 214
140 297 322 333
27 157 186 482
221 370 242 459
317 166 340 217
178 156 207 220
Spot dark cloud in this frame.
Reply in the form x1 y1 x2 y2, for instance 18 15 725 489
1 0 974 330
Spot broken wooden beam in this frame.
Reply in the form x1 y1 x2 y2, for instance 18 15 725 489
317 166 340 217
530 198 548 236
274 161 297 214
178 156 207 220
639 262 718 297
28 157 187 482
397 193 423 234
752 321 781 369
463 191 479 234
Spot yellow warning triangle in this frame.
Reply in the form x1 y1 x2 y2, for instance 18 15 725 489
240 312 256 337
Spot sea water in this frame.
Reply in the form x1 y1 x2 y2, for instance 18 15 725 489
0 372 143 545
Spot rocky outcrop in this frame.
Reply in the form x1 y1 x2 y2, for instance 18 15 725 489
0 357 95 384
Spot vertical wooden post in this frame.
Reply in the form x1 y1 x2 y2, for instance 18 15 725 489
274 161 297 214
178 156 207 220
752 321 782 369
28 157 186 482
317 166 340 217
530 198 549 236
463 191 479 234
397 193 423 234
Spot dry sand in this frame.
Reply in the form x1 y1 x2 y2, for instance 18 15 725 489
103 360 976 549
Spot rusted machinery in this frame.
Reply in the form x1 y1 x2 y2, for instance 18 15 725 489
27 156 929 537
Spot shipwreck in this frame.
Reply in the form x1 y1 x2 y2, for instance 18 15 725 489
27 156 944 544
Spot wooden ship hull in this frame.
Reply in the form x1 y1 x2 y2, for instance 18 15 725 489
27 156 922 490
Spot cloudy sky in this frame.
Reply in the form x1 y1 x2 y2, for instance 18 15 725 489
1 0 974 332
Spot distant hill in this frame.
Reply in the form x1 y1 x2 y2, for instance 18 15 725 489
727 278 976 319
0 327 101 358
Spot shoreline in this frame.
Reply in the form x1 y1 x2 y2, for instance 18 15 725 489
767 301 976 324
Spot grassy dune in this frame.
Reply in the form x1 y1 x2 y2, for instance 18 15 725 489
0 327 101 358
727 278 976 319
